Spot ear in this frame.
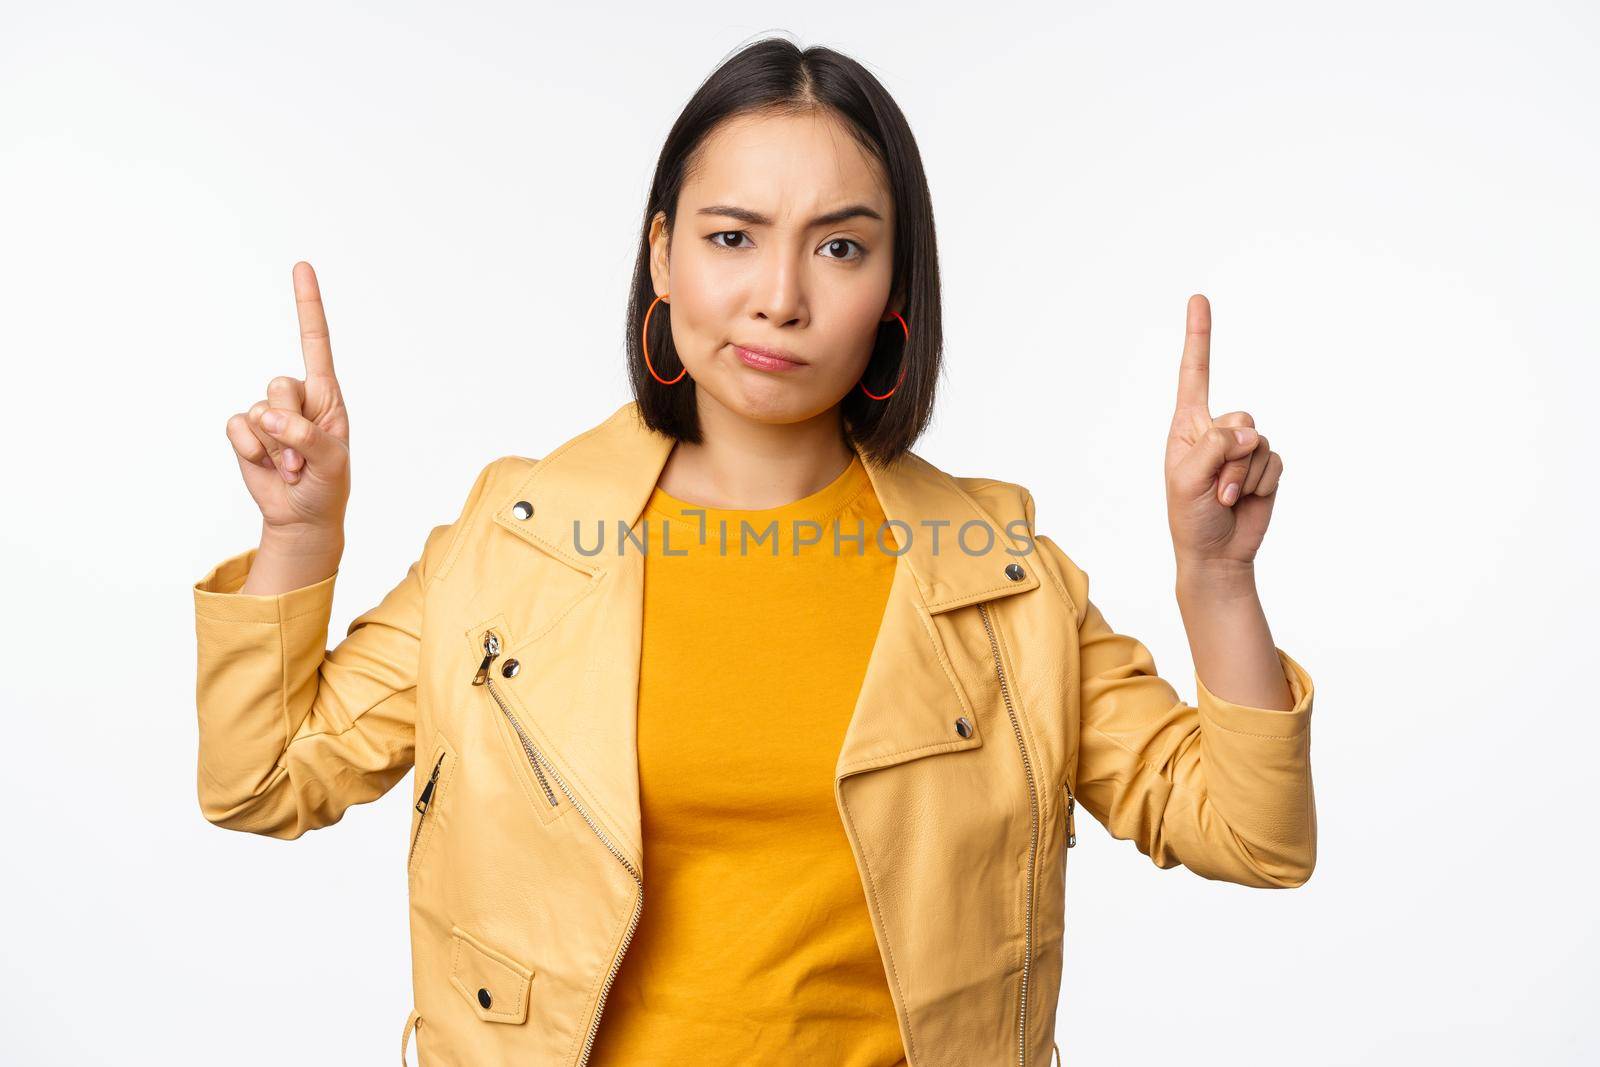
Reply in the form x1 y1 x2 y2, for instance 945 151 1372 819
648 211 671 298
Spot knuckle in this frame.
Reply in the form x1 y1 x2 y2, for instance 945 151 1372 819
227 418 257 446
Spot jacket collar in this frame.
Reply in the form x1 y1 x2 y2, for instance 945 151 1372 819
491 401 1039 611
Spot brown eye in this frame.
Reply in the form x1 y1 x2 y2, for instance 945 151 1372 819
821 238 864 261
709 231 749 250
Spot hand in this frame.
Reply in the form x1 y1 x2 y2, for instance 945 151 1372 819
225 262 352 538
1163 294 1284 571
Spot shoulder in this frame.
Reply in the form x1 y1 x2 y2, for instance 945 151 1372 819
463 454 541 510
950 475 1038 531
950 473 1086 617
421 454 541 585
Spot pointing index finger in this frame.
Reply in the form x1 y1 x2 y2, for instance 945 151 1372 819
1176 293 1210 413
293 261 337 381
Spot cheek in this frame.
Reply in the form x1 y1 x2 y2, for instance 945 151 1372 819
844 282 889 328
669 245 738 323
824 276 894 354
668 271 740 365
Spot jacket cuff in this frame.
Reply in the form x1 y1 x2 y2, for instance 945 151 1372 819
193 546 339 624
1195 647 1313 737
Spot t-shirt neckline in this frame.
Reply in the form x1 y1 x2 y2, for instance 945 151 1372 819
645 453 871 527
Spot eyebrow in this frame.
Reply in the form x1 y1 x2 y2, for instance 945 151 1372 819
695 203 884 228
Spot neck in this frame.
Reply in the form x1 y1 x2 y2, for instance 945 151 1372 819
655 395 855 510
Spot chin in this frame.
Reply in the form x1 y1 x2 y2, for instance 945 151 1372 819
711 378 832 425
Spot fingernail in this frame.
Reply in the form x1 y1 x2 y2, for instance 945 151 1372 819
283 448 301 470
262 410 285 432
1234 429 1254 445
1223 482 1240 504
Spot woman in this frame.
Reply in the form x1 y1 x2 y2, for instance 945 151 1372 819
193 38 1315 1067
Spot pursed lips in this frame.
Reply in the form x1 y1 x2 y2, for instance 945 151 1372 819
733 343 806 369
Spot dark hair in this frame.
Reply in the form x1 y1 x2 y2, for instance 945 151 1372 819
625 36 942 467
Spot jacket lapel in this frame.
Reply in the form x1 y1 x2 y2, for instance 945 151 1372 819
486 400 1042 867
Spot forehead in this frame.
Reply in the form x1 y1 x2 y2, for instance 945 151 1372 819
683 110 890 218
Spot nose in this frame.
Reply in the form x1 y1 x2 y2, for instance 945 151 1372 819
750 246 806 327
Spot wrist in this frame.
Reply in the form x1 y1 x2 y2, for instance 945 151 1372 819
1175 557 1258 602
259 522 346 561
246 525 344 596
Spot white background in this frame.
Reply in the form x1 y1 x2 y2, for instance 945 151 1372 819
3 1 1596 1063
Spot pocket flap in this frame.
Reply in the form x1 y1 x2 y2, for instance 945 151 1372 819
448 925 533 1024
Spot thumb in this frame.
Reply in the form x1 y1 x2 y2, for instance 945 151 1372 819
257 406 347 477
1173 425 1258 497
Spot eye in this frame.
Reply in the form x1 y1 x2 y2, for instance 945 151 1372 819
707 230 751 251
820 238 864 262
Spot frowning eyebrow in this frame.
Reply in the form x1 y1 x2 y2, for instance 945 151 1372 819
696 203 884 228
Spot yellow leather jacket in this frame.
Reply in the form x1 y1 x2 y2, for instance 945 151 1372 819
192 400 1316 1066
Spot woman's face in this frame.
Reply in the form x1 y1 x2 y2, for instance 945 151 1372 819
648 109 900 425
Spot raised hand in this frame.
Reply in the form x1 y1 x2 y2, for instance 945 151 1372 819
225 262 352 537
1163 294 1284 568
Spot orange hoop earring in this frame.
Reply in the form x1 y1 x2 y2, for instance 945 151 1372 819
857 312 909 400
642 292 687 386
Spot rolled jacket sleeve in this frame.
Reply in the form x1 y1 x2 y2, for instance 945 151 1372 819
1038 533 1317 889
192 543 422 839
193 546 339 621
1189 647 1316 884
191 457 505 840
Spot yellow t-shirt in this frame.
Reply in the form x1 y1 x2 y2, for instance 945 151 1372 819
587 451 907 1066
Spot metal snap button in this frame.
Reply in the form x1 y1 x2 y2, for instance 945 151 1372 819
955 716 973 738
477 987 492 1009
1004 562 1025 581
501 659 520 678
512 500 533 520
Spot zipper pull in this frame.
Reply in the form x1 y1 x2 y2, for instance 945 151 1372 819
472 630 502 686
415 753 445 814
1065 786 1077 848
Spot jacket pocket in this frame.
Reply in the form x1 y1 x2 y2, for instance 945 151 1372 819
448 924 533 1025
407 733 458 879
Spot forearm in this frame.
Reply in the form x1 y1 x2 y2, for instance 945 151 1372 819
1174 560 1293 710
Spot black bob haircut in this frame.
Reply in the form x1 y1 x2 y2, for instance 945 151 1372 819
625 36 943 468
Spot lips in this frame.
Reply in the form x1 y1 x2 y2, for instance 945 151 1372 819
732 342 805 366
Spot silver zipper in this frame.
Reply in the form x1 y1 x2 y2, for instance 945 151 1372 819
978 601 1039 1067
408 749 447 869
471 628 643 1067
473 631 558 806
